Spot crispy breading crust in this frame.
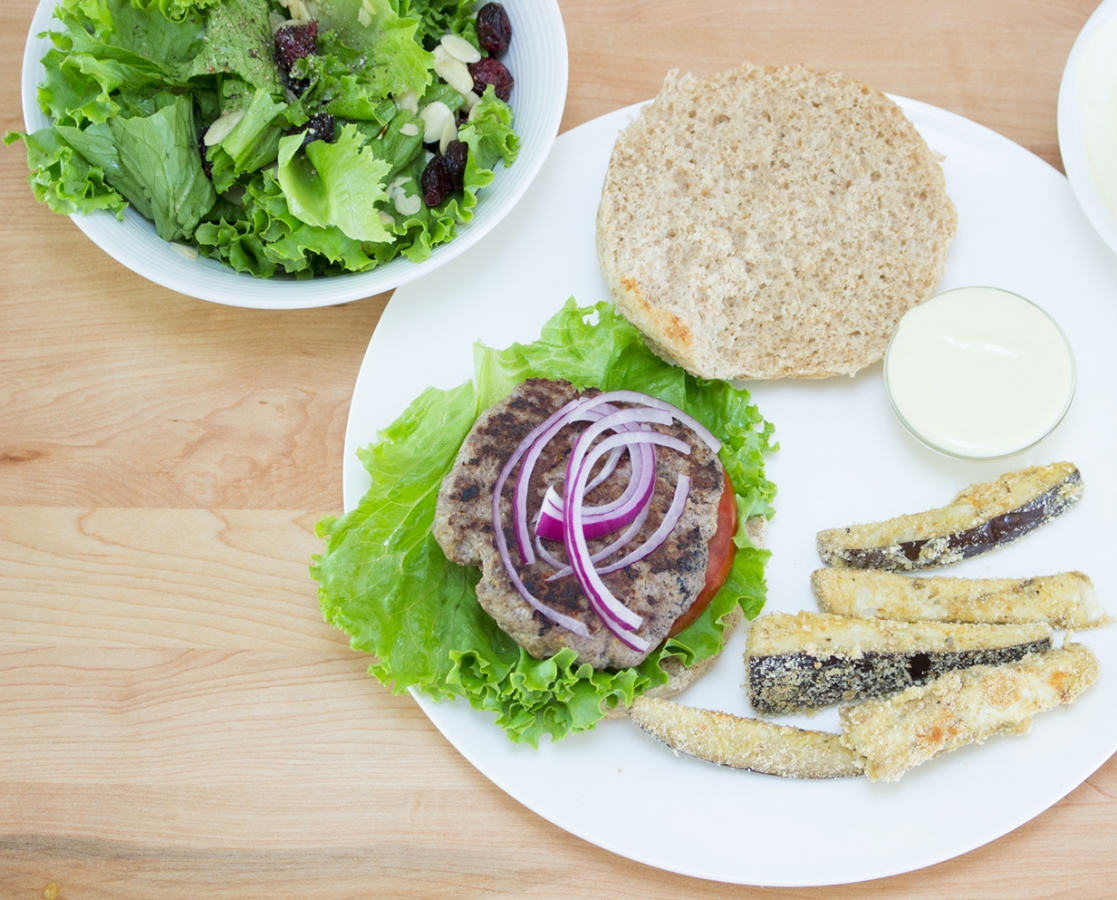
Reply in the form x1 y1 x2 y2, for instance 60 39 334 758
838 644 1099 781
816 462 1083 571
812 568 1112 630
629 696 865 779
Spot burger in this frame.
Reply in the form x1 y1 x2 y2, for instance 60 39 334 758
312 299 776 745
434 377 740 670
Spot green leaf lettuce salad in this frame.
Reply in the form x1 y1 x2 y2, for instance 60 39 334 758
311 300 777 746
8 0 520 277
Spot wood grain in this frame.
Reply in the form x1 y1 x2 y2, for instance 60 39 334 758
3 0 1115 897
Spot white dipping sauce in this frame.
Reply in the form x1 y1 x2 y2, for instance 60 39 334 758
884 287 1075 459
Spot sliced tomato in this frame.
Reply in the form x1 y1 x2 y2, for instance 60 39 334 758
668 468 739 637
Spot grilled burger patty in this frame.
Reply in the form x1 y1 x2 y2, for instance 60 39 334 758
433 378 726 669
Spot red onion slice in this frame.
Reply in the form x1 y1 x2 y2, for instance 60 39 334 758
593 390 722 454
490 386 716 649
533 391 717 546
491 396 592 637
545 498 652 581
535 441 656 541
534 409 665 546
518 404 654 554
534 533 568 571
584 443 625 493
511 404 603 564
534 487 565 541
593 475 690 576
565 429 691 641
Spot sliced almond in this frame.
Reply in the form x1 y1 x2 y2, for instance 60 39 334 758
438 116 458 154
171 242 199 260
432 45 474 95
388 175 412 197
287 0 312 23
203 108 246 147
393 193 421 216
420 101 453 143
460 89 481 112
395 88 419 115
440 33 481 64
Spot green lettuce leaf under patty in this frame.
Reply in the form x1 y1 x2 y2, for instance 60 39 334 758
311 300 777 746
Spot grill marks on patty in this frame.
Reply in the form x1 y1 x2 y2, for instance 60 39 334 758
433 379 726 669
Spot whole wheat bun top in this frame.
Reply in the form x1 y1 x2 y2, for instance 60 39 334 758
596 63 958 380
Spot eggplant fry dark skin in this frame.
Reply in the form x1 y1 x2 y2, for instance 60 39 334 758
745 611 1053 716
816 462 1083 571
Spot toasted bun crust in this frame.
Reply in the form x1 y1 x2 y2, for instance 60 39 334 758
596 63 957 380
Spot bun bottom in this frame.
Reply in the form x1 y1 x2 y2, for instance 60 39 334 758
601 607 743 720
602 515 765 720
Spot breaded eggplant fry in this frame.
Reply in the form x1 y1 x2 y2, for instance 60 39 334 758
838 643 1099 782
746 612 1052 715
811 569 1111 630
817 462 1083 571
629 696 865 779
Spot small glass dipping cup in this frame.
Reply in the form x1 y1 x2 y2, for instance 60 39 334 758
883 286 1076 459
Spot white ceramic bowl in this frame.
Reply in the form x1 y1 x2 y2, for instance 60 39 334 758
1058 0 1117 257
883 286 1076 460
20 0 567 308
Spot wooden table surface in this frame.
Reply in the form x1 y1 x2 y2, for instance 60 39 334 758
3 1 1115 897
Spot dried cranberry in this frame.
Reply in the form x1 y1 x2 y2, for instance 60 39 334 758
421 155 454 207
442 140 468 192
274 21 317 94
274 21 318 71
476 3 512 57
468 57 514 102
299 112 336 149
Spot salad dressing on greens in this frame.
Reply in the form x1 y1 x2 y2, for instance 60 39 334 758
8 0 520 278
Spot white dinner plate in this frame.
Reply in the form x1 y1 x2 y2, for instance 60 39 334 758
20 0 566 308
343 100 1117 886
1059 0 1117 257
